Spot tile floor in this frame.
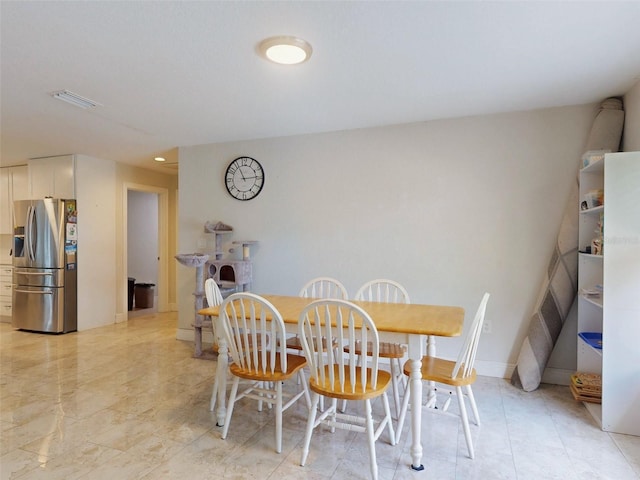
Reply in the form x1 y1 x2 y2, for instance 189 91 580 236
1 312 638 480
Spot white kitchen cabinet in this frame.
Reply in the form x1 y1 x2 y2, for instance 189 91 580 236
28 155 75 199
576 151 640 436
0 165 28 234
0 264 12 320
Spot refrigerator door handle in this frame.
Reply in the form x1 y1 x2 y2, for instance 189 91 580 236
14 271 54 276
26 205 37 262
14 288 53 295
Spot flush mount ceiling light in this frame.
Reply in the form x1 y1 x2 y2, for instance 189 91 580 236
154 157 166 162
51 90 101 109
258 36 312 65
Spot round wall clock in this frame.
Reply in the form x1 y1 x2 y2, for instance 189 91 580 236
224 156 265 201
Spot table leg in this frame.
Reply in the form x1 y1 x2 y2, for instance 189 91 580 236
408 335 424 471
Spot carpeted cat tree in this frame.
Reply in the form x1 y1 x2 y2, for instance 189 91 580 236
511 98 624 391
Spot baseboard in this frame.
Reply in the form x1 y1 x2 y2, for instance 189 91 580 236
541 367 573 386
176 327 215 347
176 327 195 342
115 312 126 323
169 303 178 311
473 362 571 385
475 360 515 379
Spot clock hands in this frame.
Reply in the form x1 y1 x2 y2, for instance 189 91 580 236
236 167 260 182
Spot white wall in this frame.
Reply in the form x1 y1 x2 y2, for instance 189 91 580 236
178 104 596 376
623 80 640 152
127 190 158 287
76 154 117 330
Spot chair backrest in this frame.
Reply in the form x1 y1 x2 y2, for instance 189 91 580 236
218 292 287 375
204 278 224 308
452 293 490 379
354 279 410 304
299 277 348 300
298 299 381 393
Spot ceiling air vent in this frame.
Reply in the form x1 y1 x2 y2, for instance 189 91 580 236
51 90 101 109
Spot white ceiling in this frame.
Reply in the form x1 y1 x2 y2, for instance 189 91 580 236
2 1 640 174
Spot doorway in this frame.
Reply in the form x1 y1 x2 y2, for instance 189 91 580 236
122 183 169 318
128 190 158 317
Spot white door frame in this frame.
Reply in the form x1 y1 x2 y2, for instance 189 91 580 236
122 182 169 315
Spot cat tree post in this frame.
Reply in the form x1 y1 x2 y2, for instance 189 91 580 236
174 253 209 357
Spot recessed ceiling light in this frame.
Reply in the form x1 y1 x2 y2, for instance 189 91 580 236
51 90 101 109
154 157 166 162
258 36 312 65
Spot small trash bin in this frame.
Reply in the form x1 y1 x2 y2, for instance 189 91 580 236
127 277 136 311
134 283 155 309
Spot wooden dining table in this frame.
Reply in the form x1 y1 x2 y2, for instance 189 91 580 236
198 294 465 471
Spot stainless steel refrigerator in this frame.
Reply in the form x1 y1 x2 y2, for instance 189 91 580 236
12 198 77 333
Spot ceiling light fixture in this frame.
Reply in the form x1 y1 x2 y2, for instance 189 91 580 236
154 157 166 162
51 90 101 109
258 36 312 65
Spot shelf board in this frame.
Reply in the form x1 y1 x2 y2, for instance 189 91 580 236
579 253 603 260
581 158 604 174
579 294 603 308
578 333 603 356
580 205 604 215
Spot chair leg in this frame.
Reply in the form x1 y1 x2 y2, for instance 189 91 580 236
455 386 474 459
398 357 408 391
465 385 480 426
330 398 337 433
381 391 396 446
257 381 264 412
299 370 311 409
396 378 411 442
390 360 401 418
364 399 379 480
301 392 320 467
221 377 240 440
275 381 283 454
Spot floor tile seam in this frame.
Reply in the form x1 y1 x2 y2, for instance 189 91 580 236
609 432 640 472
502 396 523 480
1 448 46 480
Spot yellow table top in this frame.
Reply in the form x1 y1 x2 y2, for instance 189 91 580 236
198 294 465 338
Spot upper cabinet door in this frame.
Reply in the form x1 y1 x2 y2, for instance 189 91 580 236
0 165 29 234
28 155 75 199
11 165 28 201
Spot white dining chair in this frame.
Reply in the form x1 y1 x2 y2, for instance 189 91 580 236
396 293 490 459
204 279 227 414
349 279 410 417
285 276 348 353
219 292 311 453
298 299 396 480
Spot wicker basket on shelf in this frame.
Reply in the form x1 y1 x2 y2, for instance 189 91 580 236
570 372 602 404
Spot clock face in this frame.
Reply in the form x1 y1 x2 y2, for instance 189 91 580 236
225 156 265 201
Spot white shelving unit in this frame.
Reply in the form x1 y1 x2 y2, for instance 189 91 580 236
577 151 640 436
